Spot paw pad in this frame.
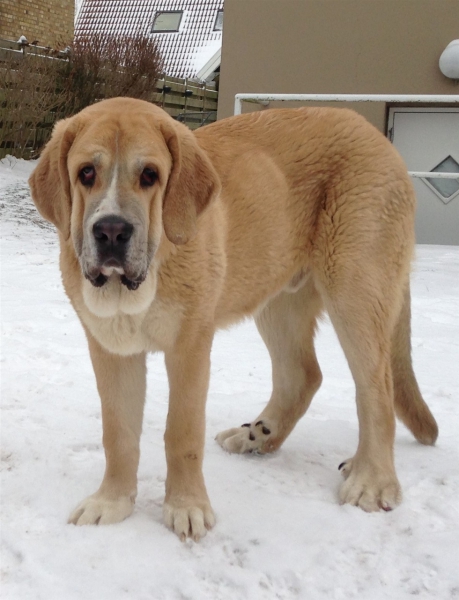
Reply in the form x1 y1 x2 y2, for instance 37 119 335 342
216 419 274 454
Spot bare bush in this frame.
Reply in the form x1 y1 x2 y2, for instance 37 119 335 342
60 32 164 115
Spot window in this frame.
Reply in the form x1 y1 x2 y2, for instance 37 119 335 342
424 155 459 204
214 10 223 31
152 11 183 33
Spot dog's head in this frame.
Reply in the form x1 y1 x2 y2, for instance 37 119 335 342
29 98 220 317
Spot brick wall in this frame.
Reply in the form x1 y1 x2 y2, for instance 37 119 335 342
0 0 74 46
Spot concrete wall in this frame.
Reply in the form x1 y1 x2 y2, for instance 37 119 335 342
0 0 74 47
218 0 459 131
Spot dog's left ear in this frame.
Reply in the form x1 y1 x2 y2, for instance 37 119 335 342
29 117 79 240
160 121 221 245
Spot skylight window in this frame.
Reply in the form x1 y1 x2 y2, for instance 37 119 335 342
152 11 183 33
214 10 223 31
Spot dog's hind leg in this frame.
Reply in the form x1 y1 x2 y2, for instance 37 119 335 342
316 262 405 512
391 282 438 445
216 277 323 454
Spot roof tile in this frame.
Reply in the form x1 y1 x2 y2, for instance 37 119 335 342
75 0 224 78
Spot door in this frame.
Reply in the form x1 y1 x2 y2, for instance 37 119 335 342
388 108 459 245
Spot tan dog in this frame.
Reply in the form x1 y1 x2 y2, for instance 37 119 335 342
29 97 438 541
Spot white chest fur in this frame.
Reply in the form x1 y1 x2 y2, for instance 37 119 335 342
81 294 183 356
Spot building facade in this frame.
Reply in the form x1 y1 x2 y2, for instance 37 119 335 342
0 0 74 46
218 0 459 244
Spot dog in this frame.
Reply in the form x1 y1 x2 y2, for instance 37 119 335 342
29 97 438 541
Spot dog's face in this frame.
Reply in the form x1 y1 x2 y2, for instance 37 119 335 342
69 111 170 291
29 98 221 317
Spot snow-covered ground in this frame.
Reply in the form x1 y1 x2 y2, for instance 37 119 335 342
1 157 458 600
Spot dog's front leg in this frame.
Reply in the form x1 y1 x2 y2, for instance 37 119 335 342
163 327 215 541
69 334 146 526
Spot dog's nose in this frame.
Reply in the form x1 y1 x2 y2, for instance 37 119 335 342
93 216 134 248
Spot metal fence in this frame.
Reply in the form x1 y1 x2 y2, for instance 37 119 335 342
233 93 459 183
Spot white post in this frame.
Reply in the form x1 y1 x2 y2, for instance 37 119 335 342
234 93 459 115
408 172 459 179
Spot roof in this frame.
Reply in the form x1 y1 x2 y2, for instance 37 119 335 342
75 0 224 79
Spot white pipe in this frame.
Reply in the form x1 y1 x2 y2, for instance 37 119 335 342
408 172 459 179
234 93 459 115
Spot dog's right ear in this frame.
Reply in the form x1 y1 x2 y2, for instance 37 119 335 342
29 117 78 240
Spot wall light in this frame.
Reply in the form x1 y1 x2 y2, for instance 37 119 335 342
439 40 459 80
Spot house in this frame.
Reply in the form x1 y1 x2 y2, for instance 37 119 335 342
75 0 224 81
217 0 459 245
0 0 74 47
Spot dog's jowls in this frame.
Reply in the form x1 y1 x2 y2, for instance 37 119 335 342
29 97 438 541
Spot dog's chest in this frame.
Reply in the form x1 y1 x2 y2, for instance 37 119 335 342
82 299 183 356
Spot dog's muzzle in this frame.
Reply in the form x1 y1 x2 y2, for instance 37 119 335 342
87 215 142 290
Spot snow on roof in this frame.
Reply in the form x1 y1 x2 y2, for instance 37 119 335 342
75 0 224 79
195 42 221 81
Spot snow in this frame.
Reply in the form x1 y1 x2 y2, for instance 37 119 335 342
1 156 458 599
192 39 221 76
75 0 83 21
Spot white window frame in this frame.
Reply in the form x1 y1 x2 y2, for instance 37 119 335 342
152 11 183 33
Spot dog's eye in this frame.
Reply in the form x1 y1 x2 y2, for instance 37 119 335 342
79 166 95 187
140 167 158 188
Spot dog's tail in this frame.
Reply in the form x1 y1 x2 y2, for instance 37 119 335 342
391 282 438 445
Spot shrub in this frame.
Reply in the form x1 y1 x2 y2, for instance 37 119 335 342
0 33 164 158
61 32 164 115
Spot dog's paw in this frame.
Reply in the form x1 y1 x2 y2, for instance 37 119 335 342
338 459 402 512
163 499 215 542
68 492 134 526
215 420 275 454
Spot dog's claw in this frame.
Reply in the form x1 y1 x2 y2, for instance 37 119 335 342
163 501 215 542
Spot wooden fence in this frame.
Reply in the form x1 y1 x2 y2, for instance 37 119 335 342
0 37 218 159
